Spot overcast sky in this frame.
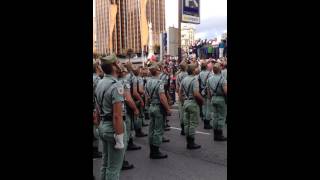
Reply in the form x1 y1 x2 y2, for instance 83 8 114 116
165 0 227 39
94 0 227 39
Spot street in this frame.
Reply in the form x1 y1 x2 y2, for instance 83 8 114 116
93 104 227 180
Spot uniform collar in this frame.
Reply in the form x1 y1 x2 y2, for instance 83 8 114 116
103 74 117 80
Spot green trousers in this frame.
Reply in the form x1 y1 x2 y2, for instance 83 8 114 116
148 104 164 147
183 100 200 138
134 101 143 130
211 96 227 130
99 121 127 180
93 124 99 148
125 113 132 141
202 96 213 122
178 101 184 126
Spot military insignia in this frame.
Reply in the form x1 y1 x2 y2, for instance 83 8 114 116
117 86 124 95
159 84 164 89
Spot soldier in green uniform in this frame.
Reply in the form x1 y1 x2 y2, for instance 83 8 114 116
145 62 172 159
221 60 227 124
180 64 204 149
159 65 171 132
141 67 150 121
117 64 140 170
176 61 188 135
207 62 227 141
198 61 214 129
95 55 127 180
131 65 148 137
93 59 103 159
138 68 148 127
122 62 143 150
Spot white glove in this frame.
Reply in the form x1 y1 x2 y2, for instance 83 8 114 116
114 133 124 149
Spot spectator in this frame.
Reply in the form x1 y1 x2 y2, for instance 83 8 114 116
219 40 225 58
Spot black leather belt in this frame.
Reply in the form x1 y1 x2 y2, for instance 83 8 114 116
184 98 194 100
150 102 161 105
101 116 126 122
101 115 112 122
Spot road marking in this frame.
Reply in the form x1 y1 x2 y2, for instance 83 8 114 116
170 126 211 135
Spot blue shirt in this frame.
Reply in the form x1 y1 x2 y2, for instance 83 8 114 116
219 42 225 48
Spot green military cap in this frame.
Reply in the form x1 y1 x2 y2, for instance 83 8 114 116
118 63 128 72
148 61 159 70
179 60 187 70
213 62 221 69
100 54 117 64
187 63 198 72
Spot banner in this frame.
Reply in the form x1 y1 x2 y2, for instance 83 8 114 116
109 4 118 53
140 0 148 49
181 0 200 24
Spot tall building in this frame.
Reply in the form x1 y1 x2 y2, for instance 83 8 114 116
95 0 166 56
167 26 179 56
181 24 196 53
93 16 97 53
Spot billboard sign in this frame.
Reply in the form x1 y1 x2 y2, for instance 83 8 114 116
181 0 200 24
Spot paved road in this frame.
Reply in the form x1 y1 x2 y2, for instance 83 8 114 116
93 104 227 180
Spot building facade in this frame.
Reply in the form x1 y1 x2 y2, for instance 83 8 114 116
93 16 97 53
167 26 179 56
181 24 196 53
95 0 166 55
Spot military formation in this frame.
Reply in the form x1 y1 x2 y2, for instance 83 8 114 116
93 55 227 180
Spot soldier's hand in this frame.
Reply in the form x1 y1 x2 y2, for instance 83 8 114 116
114 133 125 149
140 101 145 108
134 108 140 116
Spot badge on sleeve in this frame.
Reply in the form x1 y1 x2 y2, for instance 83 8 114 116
117 86 124 95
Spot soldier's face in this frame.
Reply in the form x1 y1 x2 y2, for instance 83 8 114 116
97 66 104 77
194 68 200 75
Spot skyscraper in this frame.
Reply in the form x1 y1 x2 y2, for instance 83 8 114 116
95 0 166 55
93 16 97 54
181 24 196 53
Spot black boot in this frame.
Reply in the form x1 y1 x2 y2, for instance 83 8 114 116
142 121 149 127
135 128 148 137
186 137 201 150
127 138 141 151
145 113 150 120
214 129 227 141
149 145 168 159
121 160 134 170
162 137 170 143
204 120 213 129
93 147 102 158
180 124 185 136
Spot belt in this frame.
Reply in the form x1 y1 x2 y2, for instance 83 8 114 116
214 95 225 97
101 114 112 122
102 116 126 121
184 97 194 100
150 102 161 105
